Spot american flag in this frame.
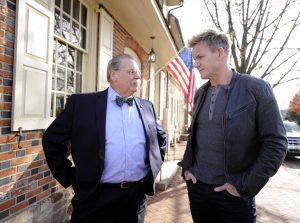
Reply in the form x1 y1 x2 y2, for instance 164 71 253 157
166 48 196 113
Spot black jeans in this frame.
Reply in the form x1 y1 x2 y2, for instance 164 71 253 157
70 182 147 223
186 180 256 223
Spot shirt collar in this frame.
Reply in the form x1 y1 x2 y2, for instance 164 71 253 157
108 86 119 102
226 69 237 90
108 86 134 102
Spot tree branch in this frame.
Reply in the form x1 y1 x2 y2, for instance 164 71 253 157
249 1 289 75
247 1 270 73
225 0 241 70
267 51 300 76
261 10 300 78
244 0 269 73
203 0 223 31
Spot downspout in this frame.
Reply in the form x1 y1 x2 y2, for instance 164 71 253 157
167 1 184 27
154 0 184 51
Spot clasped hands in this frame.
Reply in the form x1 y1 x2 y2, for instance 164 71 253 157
184 170 241 197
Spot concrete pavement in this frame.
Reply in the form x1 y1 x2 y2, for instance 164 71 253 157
256 160 300 223
146 142 300 223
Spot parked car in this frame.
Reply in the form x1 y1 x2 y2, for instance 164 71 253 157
283 121 300 157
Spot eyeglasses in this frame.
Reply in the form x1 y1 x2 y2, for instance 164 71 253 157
116 69 141 76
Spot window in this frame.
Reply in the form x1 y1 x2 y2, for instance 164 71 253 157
52 0 87 116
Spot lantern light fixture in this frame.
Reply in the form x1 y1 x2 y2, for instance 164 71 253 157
148 36 156 63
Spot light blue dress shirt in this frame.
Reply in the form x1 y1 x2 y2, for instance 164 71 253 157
100 87 149 183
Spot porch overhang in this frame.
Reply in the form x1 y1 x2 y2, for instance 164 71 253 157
98 0 180 66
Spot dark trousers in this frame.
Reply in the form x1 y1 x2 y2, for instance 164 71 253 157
70 182 147 223
186 180 256 223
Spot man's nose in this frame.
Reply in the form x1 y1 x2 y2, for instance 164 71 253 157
134 72 141 79
193 60 199 68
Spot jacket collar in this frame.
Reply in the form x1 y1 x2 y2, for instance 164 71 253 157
96 89 108 160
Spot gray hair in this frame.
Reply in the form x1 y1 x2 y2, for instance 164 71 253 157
188 29 230 55
106 54 134 82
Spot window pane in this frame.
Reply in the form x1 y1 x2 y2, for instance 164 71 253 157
67 47 75 68
73 0 80 21
67 70 74 93
63 0 71 15
57 41 66 65
51 92 55 117
71 22 80 46
80 27 86 49
55 0 61 7
56 94 65 116
54 9 61 35
76 73 82 93
52 65 56 90
57 67 65 91
76 51 82 72
52 1 86 117
62 14 71 41
81 5 87 26
53 40 56 63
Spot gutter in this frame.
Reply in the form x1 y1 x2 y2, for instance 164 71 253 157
154 0 184 51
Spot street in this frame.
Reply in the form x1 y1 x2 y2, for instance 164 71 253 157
145 156 300 223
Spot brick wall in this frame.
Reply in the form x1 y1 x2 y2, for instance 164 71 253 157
0 1 71 222
0 0 14 135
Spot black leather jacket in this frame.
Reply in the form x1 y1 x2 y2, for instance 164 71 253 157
178 71 287 199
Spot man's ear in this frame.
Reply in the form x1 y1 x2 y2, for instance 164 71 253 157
217 47 225 57
109 70 117 81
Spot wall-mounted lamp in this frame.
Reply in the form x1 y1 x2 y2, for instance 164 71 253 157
148 36 156 63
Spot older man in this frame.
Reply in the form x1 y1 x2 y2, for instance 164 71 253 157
43 54 166 223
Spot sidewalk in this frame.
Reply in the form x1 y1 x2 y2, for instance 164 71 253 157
146 145 300 223
154 140 187 191
147 141 192 223
147 167 192 223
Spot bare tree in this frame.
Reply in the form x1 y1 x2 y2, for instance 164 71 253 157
203 0 300 87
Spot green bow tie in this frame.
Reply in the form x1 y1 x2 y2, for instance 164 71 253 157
116 96 134 107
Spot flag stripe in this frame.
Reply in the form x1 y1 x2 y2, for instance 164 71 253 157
168 58 190 87
166 48 196 113
166 71 188 99
167 64 188 94
173 57 190 84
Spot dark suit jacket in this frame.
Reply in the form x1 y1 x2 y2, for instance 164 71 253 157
42 89 167 203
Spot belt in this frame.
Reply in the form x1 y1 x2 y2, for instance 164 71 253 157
99 180 144 189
